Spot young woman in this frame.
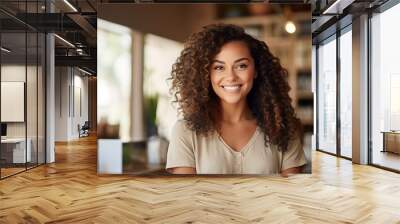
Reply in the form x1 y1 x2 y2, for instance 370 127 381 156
166 24 307 175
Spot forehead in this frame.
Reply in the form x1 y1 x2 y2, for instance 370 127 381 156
213 41 252 61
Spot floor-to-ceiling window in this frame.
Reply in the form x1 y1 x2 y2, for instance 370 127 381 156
339 26 352 159
370 2 400 171
316 22 353 159
315 1 400 171
317 35 337 154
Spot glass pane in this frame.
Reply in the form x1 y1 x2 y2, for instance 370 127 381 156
38 33 45 165
371 4 400 171
27 31 38 169
1 31 27 177
340 29 352 158
317 36 337 154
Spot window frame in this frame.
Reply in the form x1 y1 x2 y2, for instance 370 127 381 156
314 18 353 161
367 0 400 173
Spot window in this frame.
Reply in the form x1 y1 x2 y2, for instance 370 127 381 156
317 35 337 154
370 2 400 171
98 19 132 142
339 27 352 158
143 34 182 141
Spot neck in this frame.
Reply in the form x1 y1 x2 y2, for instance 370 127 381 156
218 99 252 124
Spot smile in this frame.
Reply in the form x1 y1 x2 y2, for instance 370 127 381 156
221 84 242 92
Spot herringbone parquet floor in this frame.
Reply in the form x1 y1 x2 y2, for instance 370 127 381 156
1 135 400 223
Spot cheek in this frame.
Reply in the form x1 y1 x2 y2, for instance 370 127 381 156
244 78 254 94
210 73 221 91
242 69 255 86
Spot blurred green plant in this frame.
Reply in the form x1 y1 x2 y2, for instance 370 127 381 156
122 143 131 166
144 94 159 136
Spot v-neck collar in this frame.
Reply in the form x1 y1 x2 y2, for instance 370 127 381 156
216 126 260 156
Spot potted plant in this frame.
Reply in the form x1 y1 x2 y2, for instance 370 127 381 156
144 94 159 137
144 94 167 164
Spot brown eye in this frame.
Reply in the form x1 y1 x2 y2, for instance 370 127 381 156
213 65 224 71
236 63 248 70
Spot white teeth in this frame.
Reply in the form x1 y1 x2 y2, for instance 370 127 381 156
222 85 241 92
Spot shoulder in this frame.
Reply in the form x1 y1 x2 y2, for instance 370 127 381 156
172 120 193 134
166 120 197 171
170 120 215 148
171 120 196 140
286 136 302 152
281 135 306 171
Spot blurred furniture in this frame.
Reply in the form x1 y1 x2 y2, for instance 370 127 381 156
382 131 400 154
78 121 90 138
0 138 31 164
97 139 122 174
147 136 168 164
97 121 120 139
122 139 168 175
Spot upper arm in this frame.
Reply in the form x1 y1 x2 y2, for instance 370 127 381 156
281 166 303 177
168 167 196 174
281 136 307 173
165 121 196 173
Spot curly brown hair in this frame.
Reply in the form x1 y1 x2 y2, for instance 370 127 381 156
170 24 302 152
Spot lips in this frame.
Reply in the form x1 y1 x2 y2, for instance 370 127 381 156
221 84 242 93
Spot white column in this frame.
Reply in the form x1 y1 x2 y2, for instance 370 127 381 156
46 32 55 163
131 31 146 142
352 14 369 164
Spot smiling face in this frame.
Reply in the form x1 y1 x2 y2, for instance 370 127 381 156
210 41 256 106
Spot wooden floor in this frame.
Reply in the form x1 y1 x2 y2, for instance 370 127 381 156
372 150 400 171
1 136 400 223
1 167 26 178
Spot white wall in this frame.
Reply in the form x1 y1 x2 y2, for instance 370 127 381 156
55 66 69 141
72 73 89 138
1 64 46 164
1 66 26 135
55 67 89 141
1 65 35 138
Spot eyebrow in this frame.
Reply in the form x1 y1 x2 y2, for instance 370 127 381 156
212 58 250 64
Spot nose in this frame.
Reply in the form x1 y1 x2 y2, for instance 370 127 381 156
225 67 238 81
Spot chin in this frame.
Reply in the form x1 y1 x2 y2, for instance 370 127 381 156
219 95 244 105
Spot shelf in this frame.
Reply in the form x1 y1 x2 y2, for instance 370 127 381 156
301 120 313 126
297 91 313 100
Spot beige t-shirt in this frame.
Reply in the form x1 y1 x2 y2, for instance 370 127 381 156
166 120 307 174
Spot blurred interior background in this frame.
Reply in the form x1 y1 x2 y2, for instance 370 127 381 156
97 3 312 174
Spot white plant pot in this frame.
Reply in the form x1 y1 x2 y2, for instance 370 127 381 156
147 136 168 164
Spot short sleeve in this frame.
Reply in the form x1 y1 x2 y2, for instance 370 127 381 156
165 120 196 171
281 137 307 171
